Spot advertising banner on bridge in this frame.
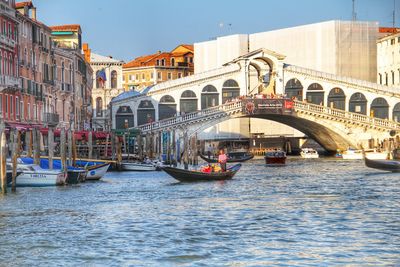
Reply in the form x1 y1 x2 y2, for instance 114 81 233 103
242 98 294 115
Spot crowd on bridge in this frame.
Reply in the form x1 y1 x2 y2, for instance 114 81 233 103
224 93 289 104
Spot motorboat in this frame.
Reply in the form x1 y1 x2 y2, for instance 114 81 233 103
73 160 110 181
14 163 67 187
199 152 254 163
264 150 286 165
342 149 388 160
300 148 319 159
121 161 160 171
162 163 242 182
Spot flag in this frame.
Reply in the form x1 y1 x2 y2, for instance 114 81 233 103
96 68 107 88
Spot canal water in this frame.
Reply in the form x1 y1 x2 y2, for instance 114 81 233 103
0 157 399 266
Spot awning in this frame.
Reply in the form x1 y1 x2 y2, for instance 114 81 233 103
6 122 31 131
94 132 109 139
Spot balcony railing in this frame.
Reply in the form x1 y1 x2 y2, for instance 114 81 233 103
0 75 19 89
44 113 59 126
0 35 16 47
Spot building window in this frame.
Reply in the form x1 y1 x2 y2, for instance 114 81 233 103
167 73 172 80
391 38 395 45
178 73 182 78
129 75 132 81
111 70 117 88
135 74 139 80
156 60 159 66
151 72 154 79
379 73 382 84
142 73 145 80
392 71 395 85
171 58 175 66
161 59 165 66
96 97 102 117
16 96 19 118
10 95 13 115
157 72 161 80
385 73 388 86
189 57 193 63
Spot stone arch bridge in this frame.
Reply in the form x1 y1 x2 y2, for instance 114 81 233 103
111 48 400 152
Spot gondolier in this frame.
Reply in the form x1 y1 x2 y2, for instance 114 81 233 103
218 149 227 172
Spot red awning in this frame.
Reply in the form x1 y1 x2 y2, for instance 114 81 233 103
6 122 31 131
94 132 109 139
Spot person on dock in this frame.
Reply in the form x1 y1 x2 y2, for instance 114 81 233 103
218 149 227 172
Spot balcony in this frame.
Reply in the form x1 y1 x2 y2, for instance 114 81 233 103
0 75 20 90
44 113 59 126
0 35 16 48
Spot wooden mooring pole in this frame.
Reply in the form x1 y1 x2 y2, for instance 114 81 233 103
60 128 67 174
11 129 19 192
33 128 40 165
48 128 54 170
88 131 93 159
0 130 7 194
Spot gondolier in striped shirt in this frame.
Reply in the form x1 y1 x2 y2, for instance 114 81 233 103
218 149 227 172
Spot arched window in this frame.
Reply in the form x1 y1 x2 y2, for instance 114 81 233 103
222 79 240 103
349 93 367 115
9 55 13 76
159 95 177 120
201 85 219 109
96 70 100 88
393 103 400 122
96 97 103 117
327 87 345 110
111 70 117 88
370 97 389 119
4 53 7 75
116 106 134 129
137 100 155 126
306 83 324 105
180 90 197 114
285 78 303 100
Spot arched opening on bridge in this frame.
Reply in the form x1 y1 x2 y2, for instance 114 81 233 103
137 100 155 125
285 78 303 100
159 95 177 120
201 85 219 109
349 93 367 115
370 98 389 119
306 83 324 105
115 106 134 129
248 59 272 95
393 103 400 122
327 87 346 110
180 90 198 114
222 79 240 103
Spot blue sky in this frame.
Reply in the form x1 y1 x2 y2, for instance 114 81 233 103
33 0 398 62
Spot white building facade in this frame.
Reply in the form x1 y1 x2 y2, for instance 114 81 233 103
377 32 400 87
90 53 124 131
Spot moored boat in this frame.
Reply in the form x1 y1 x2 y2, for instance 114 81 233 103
85 163 110 180
162 163 242 182
121 162 160 171
199 152 254 163
15 164 67 187
264 150 286 165
342 149 388 160
300 148 319 159
364 156 400 172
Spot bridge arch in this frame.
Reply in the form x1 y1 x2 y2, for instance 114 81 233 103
137 100 155 126
180 90 198 114
159 95 177 120
115 106 134 129
370 97 389 119
327 87 346 110
201 85 219 109
222 79 240 103
349 93 367 115
285 78 303 100
306 83 324 105
393 103 400 122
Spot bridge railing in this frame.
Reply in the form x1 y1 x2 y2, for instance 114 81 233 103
138 101 243 132
294 101 400 130
285 65 400 96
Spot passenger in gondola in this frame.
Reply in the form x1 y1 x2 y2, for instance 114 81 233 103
218 149 227 172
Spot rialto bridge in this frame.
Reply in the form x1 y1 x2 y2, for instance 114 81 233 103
110 48 400 153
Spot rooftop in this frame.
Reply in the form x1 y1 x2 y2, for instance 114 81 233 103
50 24 81 32
90 52 124 64
15 1 33 8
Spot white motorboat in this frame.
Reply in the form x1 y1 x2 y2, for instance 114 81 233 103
342 149 388 160
85 163 110 180
15 164 67 187
121 162 160 171
300 148 319 159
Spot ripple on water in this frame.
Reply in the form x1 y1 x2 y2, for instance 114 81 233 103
0 158 400 266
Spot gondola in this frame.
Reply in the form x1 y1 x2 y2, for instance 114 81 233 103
162 163 242 182
364 156 400 173
199 152 254 163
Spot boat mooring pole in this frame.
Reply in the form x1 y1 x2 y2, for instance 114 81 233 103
183 131 188 170
0 130 7 194
88 131 93 159
27 130 32 158
60 128 67 173
48 128 54 170
172 130 176 166
67 129 72 166
33 128 40 165
11 129 19 192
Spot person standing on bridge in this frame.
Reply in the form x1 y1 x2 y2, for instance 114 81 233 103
218 149 227 172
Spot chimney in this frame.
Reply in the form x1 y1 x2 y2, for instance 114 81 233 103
31 7 37 20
